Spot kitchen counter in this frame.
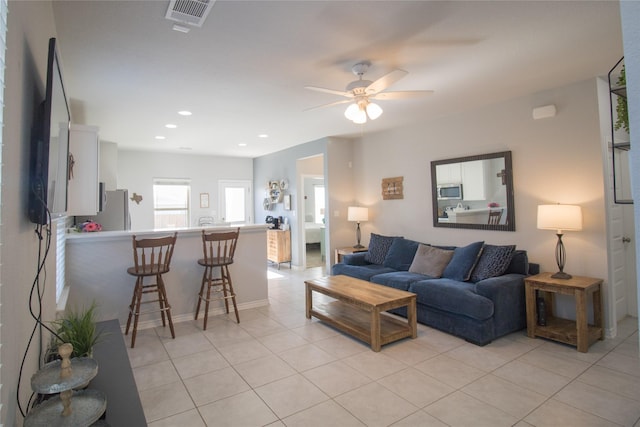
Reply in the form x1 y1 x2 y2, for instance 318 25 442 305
447 207 503 224
66 224 269 329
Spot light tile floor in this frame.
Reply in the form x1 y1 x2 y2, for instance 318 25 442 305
127 266 640 426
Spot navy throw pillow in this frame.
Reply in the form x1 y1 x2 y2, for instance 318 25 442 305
505 250 529 275
442 241 484 281
470 244 516 282
365 233 399 265
383 238 420 271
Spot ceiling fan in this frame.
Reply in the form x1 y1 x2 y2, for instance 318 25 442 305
305 61 433 124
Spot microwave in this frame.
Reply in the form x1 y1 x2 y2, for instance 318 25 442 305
437 183 463 200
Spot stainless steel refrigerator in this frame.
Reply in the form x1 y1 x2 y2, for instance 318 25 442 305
86 189 130 231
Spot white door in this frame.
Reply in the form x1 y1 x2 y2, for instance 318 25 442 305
218 180 252 225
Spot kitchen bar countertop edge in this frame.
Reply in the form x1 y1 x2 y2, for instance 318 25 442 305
66 224 270 242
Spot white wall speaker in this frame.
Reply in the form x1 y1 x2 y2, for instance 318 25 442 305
532 104 557 120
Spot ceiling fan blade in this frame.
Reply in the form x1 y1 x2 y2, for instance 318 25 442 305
305 86 353 98
304 99 352 112
372 90 434 100
365 69 408 95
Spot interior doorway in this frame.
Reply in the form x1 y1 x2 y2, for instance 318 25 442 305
297 154 325 269
302 176 325 268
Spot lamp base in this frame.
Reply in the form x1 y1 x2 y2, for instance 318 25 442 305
551 271 572 280
353 244 365 249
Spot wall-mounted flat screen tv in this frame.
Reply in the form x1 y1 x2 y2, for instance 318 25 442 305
28 38 71 225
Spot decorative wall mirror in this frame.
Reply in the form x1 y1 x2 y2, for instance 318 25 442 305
431 151 515 231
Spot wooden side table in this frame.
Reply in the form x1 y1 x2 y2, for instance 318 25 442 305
524 272 603 352
335 246 368 264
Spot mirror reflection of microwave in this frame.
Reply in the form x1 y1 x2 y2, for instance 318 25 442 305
437 183 463 200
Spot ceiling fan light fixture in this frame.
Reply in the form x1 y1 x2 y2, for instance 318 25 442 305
344 103 360 121
352 108 367 124
366 102 383 120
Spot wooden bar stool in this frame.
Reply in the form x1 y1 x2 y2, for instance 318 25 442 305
195 228 240 330
125 232 177 348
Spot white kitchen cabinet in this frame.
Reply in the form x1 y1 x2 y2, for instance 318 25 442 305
67 124 100 216
461 160 486 200
436 163 461 184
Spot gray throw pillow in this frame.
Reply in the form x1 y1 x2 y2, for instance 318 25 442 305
470 244 516 282
409 244 454 278
365 233 399 265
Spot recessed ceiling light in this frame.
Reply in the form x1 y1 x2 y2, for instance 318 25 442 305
178 110 192 116
238 143 247 147
258 134 269 138
155 135 166 140
165 124 177 129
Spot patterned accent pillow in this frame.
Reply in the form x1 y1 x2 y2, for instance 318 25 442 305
365 233 399 265
470 244 516 282
409 244 454 278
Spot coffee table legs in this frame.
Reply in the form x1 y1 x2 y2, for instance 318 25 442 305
407 299 417 339
371 309 381 351
305 285 312 319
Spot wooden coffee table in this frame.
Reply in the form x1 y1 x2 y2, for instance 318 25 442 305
305 275 417 351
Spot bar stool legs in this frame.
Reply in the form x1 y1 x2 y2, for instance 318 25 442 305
195 263 239 330
125 274 176 348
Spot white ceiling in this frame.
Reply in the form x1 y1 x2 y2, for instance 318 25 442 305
51 1 623 158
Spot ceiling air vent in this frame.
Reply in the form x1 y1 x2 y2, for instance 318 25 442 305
165 0 215 27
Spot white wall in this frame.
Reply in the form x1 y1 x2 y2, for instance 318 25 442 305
253 137 327 266
1 1 59 424
117 150 253 230
620 1 640 336
350 79 609 326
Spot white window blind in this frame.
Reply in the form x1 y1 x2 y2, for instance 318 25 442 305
153 179 191 229
0 0 9 418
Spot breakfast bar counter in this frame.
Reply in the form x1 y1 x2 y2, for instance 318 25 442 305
66 225 269 330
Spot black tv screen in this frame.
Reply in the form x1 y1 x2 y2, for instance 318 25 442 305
28 38 71 225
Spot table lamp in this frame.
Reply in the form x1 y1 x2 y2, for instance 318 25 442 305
537 204 583 279
347 206 369 248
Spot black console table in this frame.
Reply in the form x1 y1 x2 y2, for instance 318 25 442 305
92 319 146 426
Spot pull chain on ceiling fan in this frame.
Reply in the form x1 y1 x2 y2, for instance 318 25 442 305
305 61 433 124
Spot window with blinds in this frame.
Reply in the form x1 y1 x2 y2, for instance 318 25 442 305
153 179 191 229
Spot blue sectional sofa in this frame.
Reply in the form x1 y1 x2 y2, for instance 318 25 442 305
331 234 539 345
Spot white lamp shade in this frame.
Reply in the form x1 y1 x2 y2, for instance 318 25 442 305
344 103 360 121
352 108 367 124
537 204 582 233
366 102 383 120
348 206 369 222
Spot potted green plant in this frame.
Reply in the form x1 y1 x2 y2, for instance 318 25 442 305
615 65 629 133
52 302 104 358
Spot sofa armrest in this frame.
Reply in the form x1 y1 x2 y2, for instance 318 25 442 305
475 274 527 336
342 252 370 266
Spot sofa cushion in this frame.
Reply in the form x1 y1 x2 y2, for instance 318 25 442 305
383 238 420 271
505 250 529 275
409 279 494 321
470 244 516 283
331 263 396 281
365 233 399 265
442 241 484 281
371 271 431 291
408 244 454 278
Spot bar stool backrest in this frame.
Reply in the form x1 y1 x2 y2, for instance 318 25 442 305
131 232 178 275
488 209 503 225
201 228 240 266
